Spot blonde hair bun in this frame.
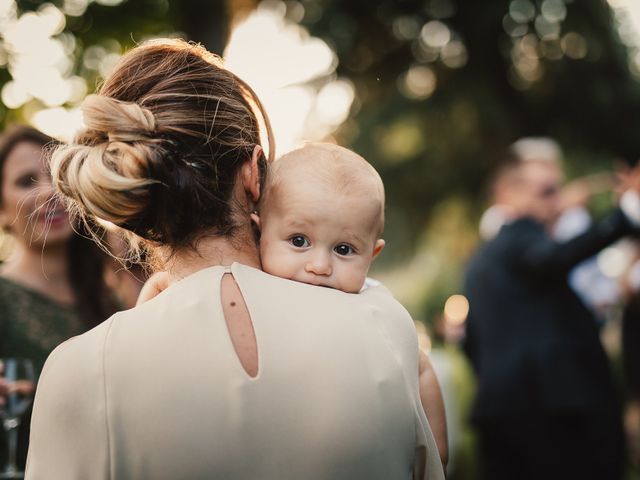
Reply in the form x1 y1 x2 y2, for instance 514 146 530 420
49 39 273 253
50 94 160 228
82 94 156 143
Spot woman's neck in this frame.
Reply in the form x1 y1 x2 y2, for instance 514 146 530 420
164 227 261 284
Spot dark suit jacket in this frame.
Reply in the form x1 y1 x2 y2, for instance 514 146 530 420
463 209 633 422
623 294 640 399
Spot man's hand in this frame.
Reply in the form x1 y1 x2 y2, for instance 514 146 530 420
0 378 35 407
615 161 640 196
0 378 9 407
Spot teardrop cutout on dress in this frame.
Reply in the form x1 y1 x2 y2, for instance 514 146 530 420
220 272 259 378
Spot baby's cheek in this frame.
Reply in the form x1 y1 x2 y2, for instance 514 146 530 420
260 243 297 279
340 269 367 294
258 244 278 276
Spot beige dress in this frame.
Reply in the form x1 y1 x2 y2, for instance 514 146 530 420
25 263 444 480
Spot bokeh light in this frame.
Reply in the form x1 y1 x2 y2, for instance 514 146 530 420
503 0 615 87
62 0 90 17
608 0 640 78
540 0 566 23
392 16 422 41
405 14 466 95
561 32 588 59
441 41 468 68
0 1 97 139
509 0 536 24
534 14 561 41
30 107 84 141
443 294 470 326
420 21 451 49
399 65 437 100
0 0 353 148
503 14 529 38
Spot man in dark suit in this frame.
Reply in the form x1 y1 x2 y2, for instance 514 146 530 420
621 259 640 466
464 142 639 480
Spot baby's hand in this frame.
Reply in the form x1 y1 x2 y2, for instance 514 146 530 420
136 271 170 305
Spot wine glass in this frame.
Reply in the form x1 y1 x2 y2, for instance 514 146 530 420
0 359 35 479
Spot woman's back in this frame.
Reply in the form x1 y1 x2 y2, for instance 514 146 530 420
26 263 441 479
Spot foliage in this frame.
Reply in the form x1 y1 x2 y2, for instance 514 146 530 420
301 0 640 246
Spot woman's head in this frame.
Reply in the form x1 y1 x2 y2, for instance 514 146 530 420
51 39 273 261
0 126 73 248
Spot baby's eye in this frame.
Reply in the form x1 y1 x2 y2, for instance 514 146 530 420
334 244 354 256
289 235 310 248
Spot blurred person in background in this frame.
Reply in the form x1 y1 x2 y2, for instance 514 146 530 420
479 139 621 317
0 125 118 471
619 239 640 468
463 137 640 480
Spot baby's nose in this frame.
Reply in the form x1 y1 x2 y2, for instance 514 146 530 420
305 252 332 276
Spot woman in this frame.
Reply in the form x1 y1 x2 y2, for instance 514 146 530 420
26 39 445 479
0 126 118 470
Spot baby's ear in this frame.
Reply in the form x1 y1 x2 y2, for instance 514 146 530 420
250 212 261 231
372 239 385 259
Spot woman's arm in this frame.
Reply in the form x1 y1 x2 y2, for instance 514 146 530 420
26 325 111 479
418 349 448 470
512 210 634 278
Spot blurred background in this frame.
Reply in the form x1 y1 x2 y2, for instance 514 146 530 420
2 0 640 477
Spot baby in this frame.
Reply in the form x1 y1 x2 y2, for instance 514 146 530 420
252 143 448 466
251 143 385 293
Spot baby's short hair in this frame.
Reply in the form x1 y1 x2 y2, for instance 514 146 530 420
262 143 385 235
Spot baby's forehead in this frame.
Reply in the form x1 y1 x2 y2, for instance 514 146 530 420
268 144 383 197
262 144 385 234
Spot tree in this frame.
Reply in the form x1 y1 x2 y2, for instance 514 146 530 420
301 0 640 246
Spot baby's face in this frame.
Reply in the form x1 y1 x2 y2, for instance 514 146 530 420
257 178 384 293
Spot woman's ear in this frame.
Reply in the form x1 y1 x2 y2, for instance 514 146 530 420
372 239 385 258
241 145 263 203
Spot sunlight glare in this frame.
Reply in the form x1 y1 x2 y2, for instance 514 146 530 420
0 1 353 146
0 3 81 109
224 1 352 155
315 80 355 126
1 80 30 109
609 0 640 78
31 107 84 142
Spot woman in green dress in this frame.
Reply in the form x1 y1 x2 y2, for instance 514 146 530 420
0 125 118 470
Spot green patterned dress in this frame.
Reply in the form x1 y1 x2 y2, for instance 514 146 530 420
0 276 86 470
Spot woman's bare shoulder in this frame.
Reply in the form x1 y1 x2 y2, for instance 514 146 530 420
39 315 117 382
